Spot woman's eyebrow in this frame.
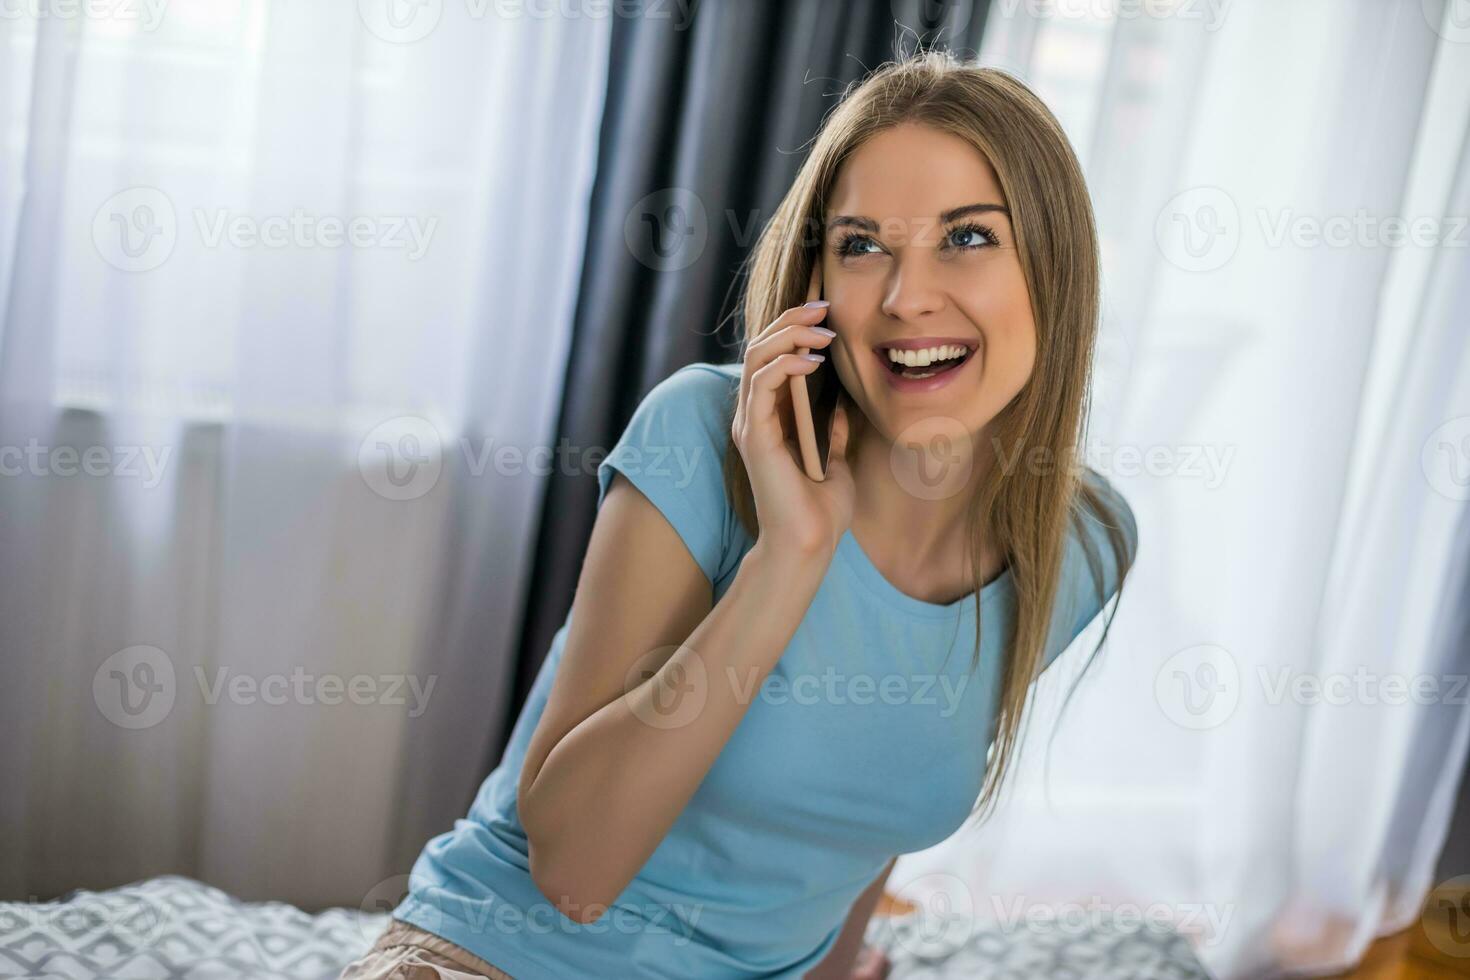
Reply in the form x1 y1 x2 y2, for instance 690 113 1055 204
826 202 1011 233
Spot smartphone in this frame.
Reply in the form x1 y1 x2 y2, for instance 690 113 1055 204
790 283 842 482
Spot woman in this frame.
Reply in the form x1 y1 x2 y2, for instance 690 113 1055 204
340 48 1137 980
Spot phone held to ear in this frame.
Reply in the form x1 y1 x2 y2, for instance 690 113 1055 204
790 281 841 482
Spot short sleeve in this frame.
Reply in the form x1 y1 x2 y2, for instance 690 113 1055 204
1040 469 1140 671
595 364 740 587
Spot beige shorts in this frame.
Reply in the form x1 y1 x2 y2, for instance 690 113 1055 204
337 917 517 980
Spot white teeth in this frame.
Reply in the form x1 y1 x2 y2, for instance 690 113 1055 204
887 344 966 367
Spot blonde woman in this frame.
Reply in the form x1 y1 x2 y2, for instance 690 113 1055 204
341 49 1137 980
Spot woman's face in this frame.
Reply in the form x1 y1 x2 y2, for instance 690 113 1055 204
820 122 1037 450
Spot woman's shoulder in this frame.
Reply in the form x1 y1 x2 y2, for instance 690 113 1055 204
672 360 742 385
1045 467 1139 657
625 363 741 467
616 361 740 448
596 362 746 588
1073 466 1138 553
659 360 741 404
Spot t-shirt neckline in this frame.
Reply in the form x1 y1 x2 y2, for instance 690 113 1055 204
835 528 1014 620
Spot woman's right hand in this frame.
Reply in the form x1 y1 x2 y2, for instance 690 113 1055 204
731 261 856 560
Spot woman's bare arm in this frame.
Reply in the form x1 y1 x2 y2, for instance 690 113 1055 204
517 472 832 923
804 857 896 979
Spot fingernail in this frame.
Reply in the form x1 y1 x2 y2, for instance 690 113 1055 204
803 300 830 308
800 353 825 362
811 326 836 337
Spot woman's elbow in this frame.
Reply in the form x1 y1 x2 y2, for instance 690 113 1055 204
526 838 608 925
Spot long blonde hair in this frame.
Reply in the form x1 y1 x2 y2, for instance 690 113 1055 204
720 49 1135 819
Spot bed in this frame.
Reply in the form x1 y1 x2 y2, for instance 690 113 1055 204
0 875 1210 978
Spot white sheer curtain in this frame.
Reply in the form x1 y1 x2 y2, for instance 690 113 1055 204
0 3 608 909
890 2 1470 978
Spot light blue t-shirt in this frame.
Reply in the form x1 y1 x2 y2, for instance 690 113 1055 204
394 362 1138 979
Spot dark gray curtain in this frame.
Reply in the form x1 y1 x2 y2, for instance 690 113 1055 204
495 0 990 762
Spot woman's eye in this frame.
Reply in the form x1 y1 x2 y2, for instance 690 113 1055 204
947 226 996 250
836 234 881 257
836 224 996 257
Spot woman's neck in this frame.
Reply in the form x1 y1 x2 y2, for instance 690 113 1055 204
845 412 1007 592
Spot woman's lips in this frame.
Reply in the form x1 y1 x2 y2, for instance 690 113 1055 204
871 341 979 394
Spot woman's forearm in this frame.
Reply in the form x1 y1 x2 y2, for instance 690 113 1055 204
520 538 831 922
805 857 896 979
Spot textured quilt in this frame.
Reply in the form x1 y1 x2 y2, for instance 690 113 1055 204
0 875 1210 978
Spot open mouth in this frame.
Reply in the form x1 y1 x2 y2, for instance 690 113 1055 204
874 341 977 381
